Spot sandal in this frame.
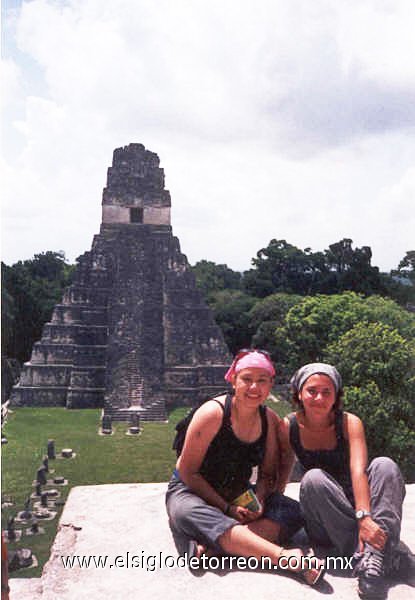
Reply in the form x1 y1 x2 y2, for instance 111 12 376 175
187 540 207 571
188 540 199 560
279 548 325 586
301 562 326 586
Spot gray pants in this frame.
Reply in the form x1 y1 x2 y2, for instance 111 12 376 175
166 473 304 555
300 457 406 558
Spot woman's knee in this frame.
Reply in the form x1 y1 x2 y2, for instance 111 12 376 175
300 469 346 511
167 498 195 533
369 456 402 479
300 468 329 495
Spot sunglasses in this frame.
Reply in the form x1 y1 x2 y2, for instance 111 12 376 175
224 348 275 383
234 348 271 361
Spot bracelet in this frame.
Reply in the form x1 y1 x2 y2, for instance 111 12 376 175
224 503 231 515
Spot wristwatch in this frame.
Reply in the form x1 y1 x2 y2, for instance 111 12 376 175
355 509 371 520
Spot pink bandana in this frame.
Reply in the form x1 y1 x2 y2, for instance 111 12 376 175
224 351 275 382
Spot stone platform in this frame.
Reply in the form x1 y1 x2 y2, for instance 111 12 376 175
10 483 415 600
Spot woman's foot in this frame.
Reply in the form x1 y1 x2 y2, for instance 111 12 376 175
354 544 386 599
301 563 326 586
188 540 206 560
278 547 325 586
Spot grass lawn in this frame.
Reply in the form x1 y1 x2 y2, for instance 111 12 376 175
1 397 291 578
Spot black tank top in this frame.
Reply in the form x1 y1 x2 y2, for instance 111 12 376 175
199 394 268 501
288 410 354 504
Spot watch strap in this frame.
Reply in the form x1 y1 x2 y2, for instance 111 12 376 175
355 509 371 519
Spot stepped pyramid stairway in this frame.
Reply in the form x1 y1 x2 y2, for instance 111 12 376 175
11 143 230 420
12 247 110 409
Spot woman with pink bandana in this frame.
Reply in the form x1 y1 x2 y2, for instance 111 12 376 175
166 349 325 585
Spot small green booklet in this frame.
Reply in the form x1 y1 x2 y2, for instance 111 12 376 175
232 488 261 512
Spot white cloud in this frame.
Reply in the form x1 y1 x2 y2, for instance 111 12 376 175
337 0 415 86
0 58 22 112
1 0 414 272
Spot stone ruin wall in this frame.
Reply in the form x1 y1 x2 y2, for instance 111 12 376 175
11 143 231 419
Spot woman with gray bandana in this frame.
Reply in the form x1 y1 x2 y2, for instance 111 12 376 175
278 363 410 600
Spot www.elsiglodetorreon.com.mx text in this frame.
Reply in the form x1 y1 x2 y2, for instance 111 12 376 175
61 551 354 571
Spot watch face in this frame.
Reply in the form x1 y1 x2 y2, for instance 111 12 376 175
356 510 363 519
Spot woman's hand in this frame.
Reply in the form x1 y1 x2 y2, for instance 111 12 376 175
358 516 387 551
228 504 262 524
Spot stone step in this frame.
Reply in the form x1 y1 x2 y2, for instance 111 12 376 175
30 342 75 365
104 402 167 422
66 387 105 409
51 305 108 326
11 386 68 407
72 269 111 287
19 364 71 387
42 324 108 345
62 285 110 307
17 365 106 389
69 367 106 388
30 343 108 366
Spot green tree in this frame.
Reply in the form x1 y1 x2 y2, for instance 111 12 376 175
324 321 415 395
1 282 16 356
26 251 73 282
393 250 415 284
343 383 415 481
208 290 258 354
274 292 415 375
1 252 75 362
243 239 318 297
388 250 415 306
362 295 415 340
276 292 367 371
248 293 302 380
248 293 303 331
325 323 415 480
324 239 385 295
378 273 415 308
191 260 241 299
243 237 386 298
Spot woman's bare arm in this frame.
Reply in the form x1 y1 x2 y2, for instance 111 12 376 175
345 412 387 551
276 417 296 493
176 400 229 512
256 408 280 504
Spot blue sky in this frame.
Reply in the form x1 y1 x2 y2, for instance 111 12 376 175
2 0 415 271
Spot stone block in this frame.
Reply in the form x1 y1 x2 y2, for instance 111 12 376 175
79 308 108 326
11 386 67 407
66 388 104 408
72 345 107 366
69 367 106 388
19 365 71 387
30 343 74 365
51 305 82 324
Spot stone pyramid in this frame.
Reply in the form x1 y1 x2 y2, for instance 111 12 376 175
10 143 231 420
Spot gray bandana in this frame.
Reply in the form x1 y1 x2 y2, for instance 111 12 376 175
290 363 342 394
